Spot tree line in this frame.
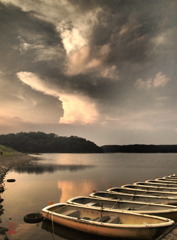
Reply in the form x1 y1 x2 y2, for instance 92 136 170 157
0 132 103 153
101 144 177 153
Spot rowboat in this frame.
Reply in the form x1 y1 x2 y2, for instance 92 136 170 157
133 182 177 192
146 180 177 187
163 177 177 181
108 185 177 198
67 196 177 221
90 191 177 205
42 202 174 240
156 178 177 184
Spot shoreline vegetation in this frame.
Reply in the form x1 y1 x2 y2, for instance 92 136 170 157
0 132 177 153
0 145 35 238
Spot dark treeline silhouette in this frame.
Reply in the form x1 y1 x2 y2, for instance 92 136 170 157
1 132 177 153
101 144 177 153
0 132 103 153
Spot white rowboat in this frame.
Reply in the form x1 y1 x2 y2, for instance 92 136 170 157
67 196 177 221
146 180 177 187
90 191 177 205
108 185 177 198
133 182 177 192
42 202 174 240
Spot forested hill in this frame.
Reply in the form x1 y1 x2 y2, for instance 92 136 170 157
101 144 177 153
0 132 103 153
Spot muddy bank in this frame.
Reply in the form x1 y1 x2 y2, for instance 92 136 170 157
0 154 35 239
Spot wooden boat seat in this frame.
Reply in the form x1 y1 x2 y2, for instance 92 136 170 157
94 215 110 222
86 202 97 206
82 217 91 220
66 210 80 218
126 207 134 210
108 216 121 224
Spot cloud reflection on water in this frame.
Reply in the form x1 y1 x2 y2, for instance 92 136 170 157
57 180 97 203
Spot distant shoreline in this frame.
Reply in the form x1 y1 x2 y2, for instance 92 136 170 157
101 144 177 153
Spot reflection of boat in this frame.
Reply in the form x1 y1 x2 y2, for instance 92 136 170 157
42 202 174 240
90 190 177 205
133 182 177 192
42 219 118 240
146 180 177 187
108 185 177 197
67 196 177 221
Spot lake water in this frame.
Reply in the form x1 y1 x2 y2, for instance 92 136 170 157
1 153 177 240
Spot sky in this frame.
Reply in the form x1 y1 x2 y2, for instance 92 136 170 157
0 0 177 146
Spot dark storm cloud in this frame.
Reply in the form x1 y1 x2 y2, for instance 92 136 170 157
0 2 65 114
1 0 176 103
66 0 177 72
0 2 64 74
26 0 175 113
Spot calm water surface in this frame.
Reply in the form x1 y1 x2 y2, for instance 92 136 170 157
1 153 177 240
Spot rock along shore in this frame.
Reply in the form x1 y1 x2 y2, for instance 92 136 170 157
0 153 35 239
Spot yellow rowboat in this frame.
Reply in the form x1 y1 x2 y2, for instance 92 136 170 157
67 196 177 221
42 203 174 240
90 190 177 205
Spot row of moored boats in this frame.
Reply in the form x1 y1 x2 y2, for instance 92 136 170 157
42 174 177 240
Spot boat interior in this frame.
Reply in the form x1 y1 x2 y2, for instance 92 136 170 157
45 204 169 225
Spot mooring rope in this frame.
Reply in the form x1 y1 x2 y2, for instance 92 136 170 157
50 212 55 240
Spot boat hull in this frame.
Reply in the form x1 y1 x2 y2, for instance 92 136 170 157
42 203 174 240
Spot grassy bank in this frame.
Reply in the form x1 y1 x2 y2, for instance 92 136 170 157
0 144 21 157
